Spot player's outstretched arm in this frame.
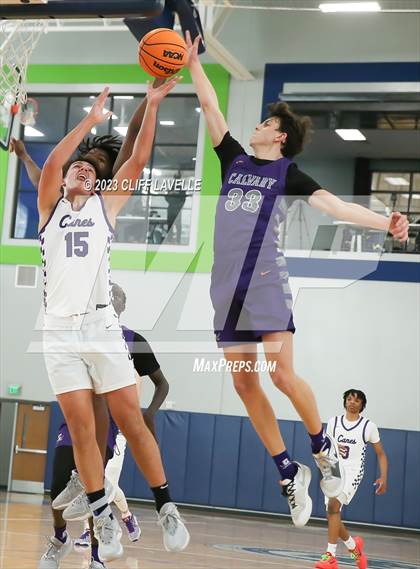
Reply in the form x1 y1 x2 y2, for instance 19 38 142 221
105 76 181 218
308 189 409 242
372 441 388 495
142 369 170 439
38 87 112 212
186 31 228 147
112 78 165 175
10 138 42 189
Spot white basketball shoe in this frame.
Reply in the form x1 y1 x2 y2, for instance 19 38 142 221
280 462 312 528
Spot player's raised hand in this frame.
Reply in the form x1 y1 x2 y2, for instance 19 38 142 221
9 138 29 160
374 477 387 495
147 75 182 105
185 30 201 67
87 87 112 125
389 211 409 242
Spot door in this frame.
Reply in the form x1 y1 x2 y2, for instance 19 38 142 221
10 403 51 494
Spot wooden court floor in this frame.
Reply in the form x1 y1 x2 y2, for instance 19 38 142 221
0 492 419 569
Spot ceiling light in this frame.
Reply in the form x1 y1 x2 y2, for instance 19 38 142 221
335 129 366 141
160 120 175 126
24 126 44 137
114 96 134 100
91 127 97 135
83 106 118 119
192 157 196 161
113 126 128 136
195 107 201 113
411 195 420 199
385 177 410 186
319 2 381 12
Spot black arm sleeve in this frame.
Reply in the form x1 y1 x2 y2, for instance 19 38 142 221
214 132 247 182
131 331 160 377
284 163 323 201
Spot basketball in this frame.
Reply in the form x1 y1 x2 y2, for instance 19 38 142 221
139 28 187 78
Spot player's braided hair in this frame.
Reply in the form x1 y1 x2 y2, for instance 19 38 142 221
267 101 312 158
343 389 367 411
79 134 123 168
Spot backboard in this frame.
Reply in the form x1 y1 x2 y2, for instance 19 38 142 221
0 0 164 19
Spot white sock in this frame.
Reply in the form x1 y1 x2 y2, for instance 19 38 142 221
113 486 130 516
344 536 356 550
327 543 337 556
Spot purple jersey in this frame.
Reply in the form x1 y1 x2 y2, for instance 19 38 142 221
56 416 118 452
122 326 135 353
211 154 295 344
213 154 292 267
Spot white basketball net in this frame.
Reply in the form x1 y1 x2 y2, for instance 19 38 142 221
0 19 47 112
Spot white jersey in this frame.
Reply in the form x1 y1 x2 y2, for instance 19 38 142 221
327 414 380 485
39 193 113 317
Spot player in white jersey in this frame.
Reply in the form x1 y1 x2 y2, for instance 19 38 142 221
315 389 388 569
38 80 190 564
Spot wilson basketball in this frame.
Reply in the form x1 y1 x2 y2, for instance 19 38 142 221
139 28 187 78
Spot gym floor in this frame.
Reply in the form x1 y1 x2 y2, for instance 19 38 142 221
1 492 419 569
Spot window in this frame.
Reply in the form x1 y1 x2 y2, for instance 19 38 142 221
370 172 420 217
12 92 201 245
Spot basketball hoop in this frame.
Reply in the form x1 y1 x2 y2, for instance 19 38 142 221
20 97 39 126
0 19 46 149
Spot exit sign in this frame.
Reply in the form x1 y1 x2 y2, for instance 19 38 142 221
8 385 21 396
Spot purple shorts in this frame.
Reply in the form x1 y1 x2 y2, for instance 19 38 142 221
211 258 295 347
56 417 119 458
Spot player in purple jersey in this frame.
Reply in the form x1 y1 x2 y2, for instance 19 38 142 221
186 31 408 528
111 282 169 439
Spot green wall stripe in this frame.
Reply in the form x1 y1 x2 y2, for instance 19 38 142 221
0 64 230 272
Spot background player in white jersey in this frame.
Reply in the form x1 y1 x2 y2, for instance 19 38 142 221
315 389 388 569
38 80 189 564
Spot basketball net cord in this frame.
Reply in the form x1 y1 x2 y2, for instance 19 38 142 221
0 19 47 125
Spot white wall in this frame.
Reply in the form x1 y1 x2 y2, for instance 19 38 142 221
1 264 419 431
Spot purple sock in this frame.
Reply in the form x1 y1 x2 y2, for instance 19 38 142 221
54 526 67 543
310 428 328 454
91 544 101 563
272 451 298 480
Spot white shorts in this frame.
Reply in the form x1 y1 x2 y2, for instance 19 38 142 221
105 432 127 487
325 468 361 509
43 306 136 395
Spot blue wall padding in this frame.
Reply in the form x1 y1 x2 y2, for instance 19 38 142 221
183 413 216 505
373 429 407 526
45 403 419 529
209 415 242 508
236 418 266 511
403 431 420 528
